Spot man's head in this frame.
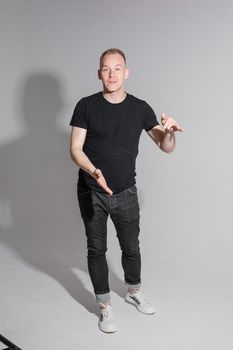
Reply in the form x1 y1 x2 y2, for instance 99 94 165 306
99 48 126 67
98 48 129 94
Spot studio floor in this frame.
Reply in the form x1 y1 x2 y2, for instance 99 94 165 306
1 241 233 350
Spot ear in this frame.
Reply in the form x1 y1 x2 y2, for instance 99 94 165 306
125 68 129 80
98 69 101 80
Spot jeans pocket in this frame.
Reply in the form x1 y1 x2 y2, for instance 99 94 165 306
77 188 94 220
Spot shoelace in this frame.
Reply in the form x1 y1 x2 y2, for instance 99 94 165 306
101 305 112 318
102 309 109 317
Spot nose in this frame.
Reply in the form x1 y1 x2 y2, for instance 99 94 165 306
109 69 114 78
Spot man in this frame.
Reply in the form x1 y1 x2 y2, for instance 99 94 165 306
70 48 184 333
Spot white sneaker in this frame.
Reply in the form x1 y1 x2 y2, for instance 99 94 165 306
125 289 155 315
98 304 117 333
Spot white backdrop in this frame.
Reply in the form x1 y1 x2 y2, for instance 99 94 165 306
1 1 233 348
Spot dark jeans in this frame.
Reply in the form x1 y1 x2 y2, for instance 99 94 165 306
78 184 141 297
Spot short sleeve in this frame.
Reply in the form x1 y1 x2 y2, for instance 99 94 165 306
144 102 159 131
69 98 88 129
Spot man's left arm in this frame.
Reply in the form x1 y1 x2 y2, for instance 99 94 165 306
147 112 184 153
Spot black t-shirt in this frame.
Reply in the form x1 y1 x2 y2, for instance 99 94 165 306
70 92 159 193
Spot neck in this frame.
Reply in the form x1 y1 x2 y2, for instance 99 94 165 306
102 90 126 104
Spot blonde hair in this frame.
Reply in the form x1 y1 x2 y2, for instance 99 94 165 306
99 48 126 66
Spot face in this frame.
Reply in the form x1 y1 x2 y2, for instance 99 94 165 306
98 53 129 93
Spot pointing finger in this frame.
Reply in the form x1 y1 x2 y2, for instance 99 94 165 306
161 112 168 125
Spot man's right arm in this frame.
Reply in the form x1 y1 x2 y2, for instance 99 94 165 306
70 127 113 195
70 126 96 175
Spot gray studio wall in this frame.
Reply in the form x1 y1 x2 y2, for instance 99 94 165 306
1 0 233 288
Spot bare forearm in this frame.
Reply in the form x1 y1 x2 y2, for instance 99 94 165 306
70 147 113 194
160 130 176 153
70 148 96 176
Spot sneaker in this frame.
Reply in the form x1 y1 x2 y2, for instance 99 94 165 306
125 289 155 315
98 303 117 333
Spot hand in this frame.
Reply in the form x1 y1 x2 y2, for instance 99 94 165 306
93 168 113 196
161 112 184 133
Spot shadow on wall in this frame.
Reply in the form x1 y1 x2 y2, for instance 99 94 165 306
0 73 124 317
